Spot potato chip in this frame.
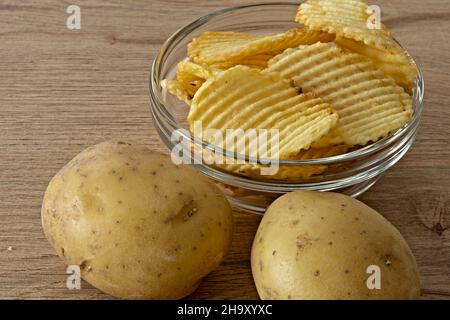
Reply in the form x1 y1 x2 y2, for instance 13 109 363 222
296 0 416 90
266 42 412 146
296 144 350 159
335 36 416 92
177 60 214 81
161 79 192 105
188 66 338 159
219 144 350 180
221 162 325 180
296 0 392 49
209 54 274 70
187 28 334 65
176 61 214 96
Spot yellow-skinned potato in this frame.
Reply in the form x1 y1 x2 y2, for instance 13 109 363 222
252 191 421 300
41 141 233 299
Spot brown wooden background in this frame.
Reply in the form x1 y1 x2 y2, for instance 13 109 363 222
0 0 449 300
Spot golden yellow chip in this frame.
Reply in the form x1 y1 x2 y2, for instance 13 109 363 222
209 54 274 70
335 36 416 92
296 0 417 90
176 61 214 96
177 60 214 81
296 144 350 159
221 162 325 180
296 0 392 49
266 42 412 147
161 79 192 105
220 144 350 180
188 66 339 160
187 28 334 65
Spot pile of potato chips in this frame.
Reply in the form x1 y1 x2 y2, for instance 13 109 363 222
162 0 417 181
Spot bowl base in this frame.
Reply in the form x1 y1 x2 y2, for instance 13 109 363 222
226 176 381 215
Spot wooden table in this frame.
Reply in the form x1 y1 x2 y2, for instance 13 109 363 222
0 0 449 300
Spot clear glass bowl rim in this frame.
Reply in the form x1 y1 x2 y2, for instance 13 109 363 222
149 2 425 167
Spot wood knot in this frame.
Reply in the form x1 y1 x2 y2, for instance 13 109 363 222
410 191 448 236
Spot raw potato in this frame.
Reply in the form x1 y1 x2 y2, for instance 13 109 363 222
251 191 421 300
41 141 233 299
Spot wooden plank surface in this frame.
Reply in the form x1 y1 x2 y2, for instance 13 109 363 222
0 0 449 300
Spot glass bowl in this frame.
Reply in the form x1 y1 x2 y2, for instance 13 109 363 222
149 2 424 214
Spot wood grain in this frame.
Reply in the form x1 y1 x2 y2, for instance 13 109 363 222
0 0 449 300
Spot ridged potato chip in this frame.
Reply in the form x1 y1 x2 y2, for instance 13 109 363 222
266 42 412 147
296 0 416 90
219 144 349 180
296 0 392 49
296 144 350 159
335 36 416 92
176 61 214 96
209 54 274 70
177 60 214 81
187 28 334 65
161 79 192 105
188 66 338 159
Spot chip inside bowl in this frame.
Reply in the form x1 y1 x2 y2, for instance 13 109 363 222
187 28 334 65
187 66 339 159
296 0 417 91
266 42 412 147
